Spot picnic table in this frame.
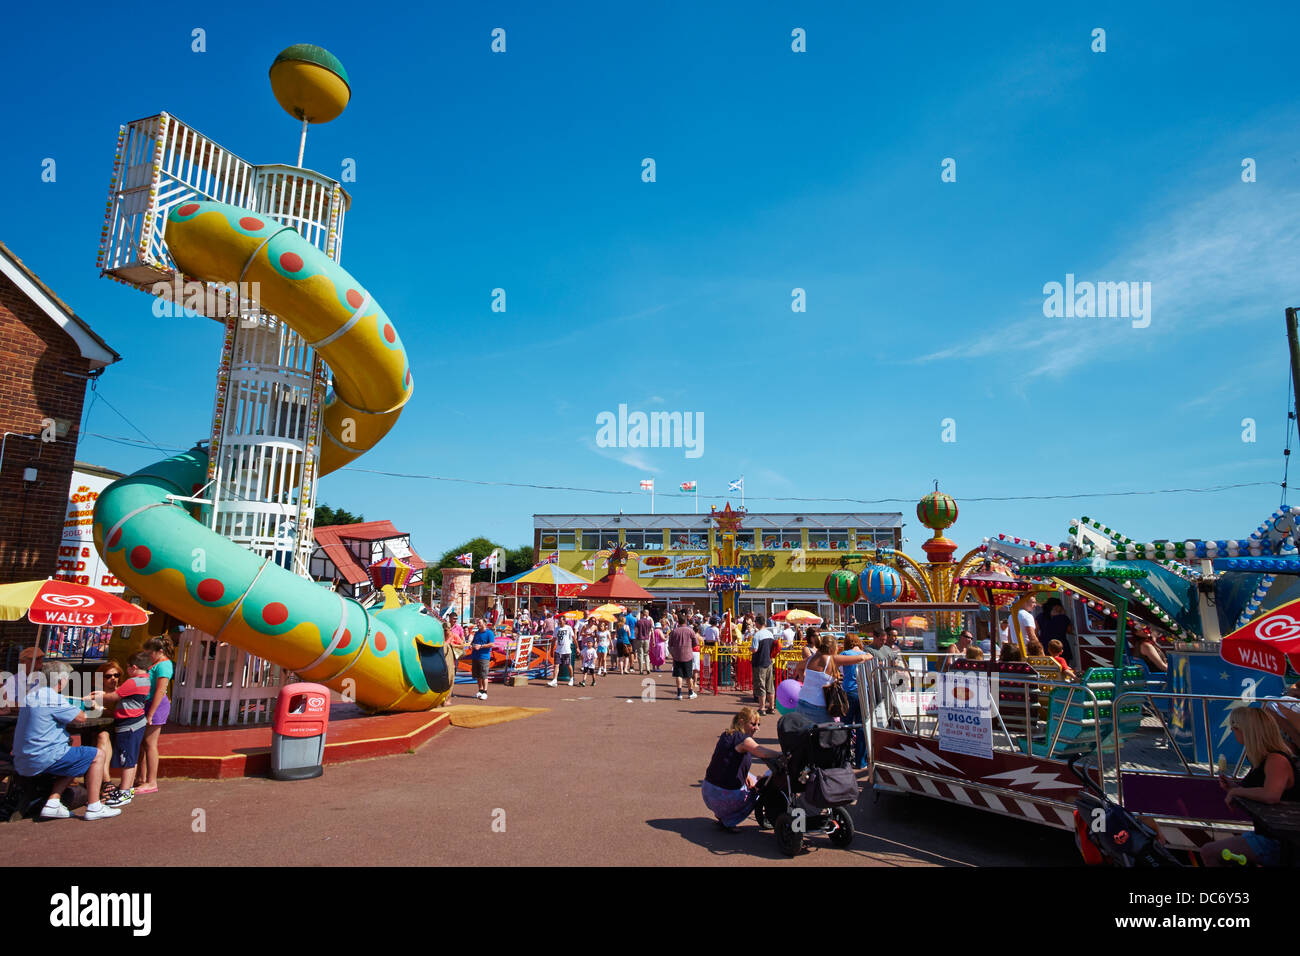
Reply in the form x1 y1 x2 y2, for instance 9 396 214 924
1235 798 1300 866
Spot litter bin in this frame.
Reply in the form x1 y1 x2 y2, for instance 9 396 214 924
271 682 330 781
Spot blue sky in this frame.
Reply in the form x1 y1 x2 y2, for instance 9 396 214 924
2 1 1298 560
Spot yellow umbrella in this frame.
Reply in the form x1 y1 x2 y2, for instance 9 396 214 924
593 603 627 615
589 610 616 622
562 610 586 620
0 580 46 620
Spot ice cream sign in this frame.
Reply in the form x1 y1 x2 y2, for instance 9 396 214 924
1220 598 1300 676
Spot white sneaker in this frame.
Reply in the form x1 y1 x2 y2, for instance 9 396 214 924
568 679 574 686
84 804 122 821
690 692 698 699
475 691 485 699
40 801 70 820
547 679 558 687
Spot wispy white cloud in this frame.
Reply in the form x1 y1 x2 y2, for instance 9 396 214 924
908 183 1300 377
581 435 662 474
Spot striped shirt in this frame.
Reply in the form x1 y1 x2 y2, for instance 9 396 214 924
115 675 151 728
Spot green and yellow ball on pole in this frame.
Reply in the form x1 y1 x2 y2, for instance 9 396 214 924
824 569 860 606
269 43 351 167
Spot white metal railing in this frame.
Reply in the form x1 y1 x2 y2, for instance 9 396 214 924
1110 690 1255 806
864 658 1111 773
170 627 289 726
99 112 347 292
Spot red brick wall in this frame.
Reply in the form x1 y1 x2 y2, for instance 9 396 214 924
0 271 94 661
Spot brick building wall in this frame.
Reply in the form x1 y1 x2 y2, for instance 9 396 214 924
0 270 96 660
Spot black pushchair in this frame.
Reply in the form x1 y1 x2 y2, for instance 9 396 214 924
1068 755 1186 867
754 712 861 856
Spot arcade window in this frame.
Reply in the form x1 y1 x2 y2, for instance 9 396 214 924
581 529 616 551
623 529 663 551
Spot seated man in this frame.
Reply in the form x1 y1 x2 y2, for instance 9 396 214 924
13 661 120 820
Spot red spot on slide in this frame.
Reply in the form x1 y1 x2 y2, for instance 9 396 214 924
262 602 289 626
338 628 351 650
177 203 199 216
107 528 122 548
239 216 264 231
129 546 151 569
197 578 224 602
279 252 304 273
374 631 387 652
382 324 395 343
346 289 364 309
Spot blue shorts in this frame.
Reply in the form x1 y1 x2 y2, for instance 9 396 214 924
43 745 98 779
112 725 146 769
1243 832 1284 867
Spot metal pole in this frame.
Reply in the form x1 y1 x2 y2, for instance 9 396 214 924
296 117 309 167
1286 309 1300 434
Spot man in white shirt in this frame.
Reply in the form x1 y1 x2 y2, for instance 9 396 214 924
750 617 777 714
549 620 575 687
1012 595 1039 650
701 617 720 645
781 625 795 649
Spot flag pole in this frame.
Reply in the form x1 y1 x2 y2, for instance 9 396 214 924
695 485 699 515
651 483 655 515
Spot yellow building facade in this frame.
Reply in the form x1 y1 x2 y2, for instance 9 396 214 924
533 511 903 622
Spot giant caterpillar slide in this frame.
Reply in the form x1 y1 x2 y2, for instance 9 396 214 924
93 202 453 711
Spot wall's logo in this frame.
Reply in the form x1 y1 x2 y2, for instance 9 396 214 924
37 594 95 609
1254 613 1300 643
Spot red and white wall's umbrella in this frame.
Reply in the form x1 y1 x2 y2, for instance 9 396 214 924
0 578 150 652
1220 598 1300 676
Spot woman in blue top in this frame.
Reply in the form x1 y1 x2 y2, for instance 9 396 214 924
837 634 869 768
134 634 175 795
701 707 781 829
614 614 633 675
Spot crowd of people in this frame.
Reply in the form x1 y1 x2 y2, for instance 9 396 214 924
0 635 175 821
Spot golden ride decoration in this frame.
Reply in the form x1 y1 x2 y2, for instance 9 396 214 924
708 502 747 622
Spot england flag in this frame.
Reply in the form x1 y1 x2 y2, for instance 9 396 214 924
640 479 654 490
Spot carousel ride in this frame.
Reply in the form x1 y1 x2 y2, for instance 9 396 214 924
818 486 1032 644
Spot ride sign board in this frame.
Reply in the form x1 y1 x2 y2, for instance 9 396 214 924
638 555 709 579
935 671 993 759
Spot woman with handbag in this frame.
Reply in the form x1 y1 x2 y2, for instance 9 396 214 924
795 633 839 722
795 633 861 724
